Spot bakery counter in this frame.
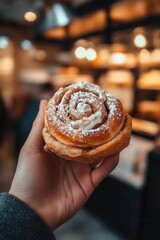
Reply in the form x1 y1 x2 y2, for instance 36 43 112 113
85 134 156 240
138 150 160 240
85 174 144 240
132 118 159 138
108 132 155 188
110 168 145 190
112 134 154 185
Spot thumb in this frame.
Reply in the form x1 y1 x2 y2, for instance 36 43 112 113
24 100 48 150
91 154 119 188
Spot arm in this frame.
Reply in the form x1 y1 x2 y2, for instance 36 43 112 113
6 100 119 234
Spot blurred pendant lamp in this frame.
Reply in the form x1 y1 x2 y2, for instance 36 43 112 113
36 3 74 34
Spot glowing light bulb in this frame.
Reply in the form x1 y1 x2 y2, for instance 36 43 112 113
111 53 126 64
75 47 86 59
21 40 32 50
24 12 37 22
86 48 97 61
134 34 147 48
0 36 9 49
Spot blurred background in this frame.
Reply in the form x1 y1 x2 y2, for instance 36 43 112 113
0 0 160 239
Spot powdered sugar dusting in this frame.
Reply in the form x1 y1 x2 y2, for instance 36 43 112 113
46 81 125 145
76 102 91 114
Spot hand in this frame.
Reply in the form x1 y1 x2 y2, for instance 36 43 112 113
9 100 119 230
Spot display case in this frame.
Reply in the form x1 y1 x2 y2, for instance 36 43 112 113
70 1 160 239
85 134 160 240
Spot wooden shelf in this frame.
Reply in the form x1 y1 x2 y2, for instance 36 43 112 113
132 118 159 137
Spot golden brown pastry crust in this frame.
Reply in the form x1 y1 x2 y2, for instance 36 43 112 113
43 82 132 164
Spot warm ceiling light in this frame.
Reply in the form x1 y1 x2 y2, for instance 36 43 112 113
21 40 32 50
53 3 70 26
0 36 9 49
75 47 86 59
36 4 74 34
24 12 37 22
134 34 147 48
86 48 97 61
111 53 126 64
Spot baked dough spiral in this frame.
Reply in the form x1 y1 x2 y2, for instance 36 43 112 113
43 81 132 164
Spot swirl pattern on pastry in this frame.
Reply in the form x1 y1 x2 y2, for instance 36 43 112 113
43 81 132 163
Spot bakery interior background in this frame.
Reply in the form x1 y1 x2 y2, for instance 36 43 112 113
0 0 160 240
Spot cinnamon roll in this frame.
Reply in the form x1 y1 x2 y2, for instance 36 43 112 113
43 81 132 164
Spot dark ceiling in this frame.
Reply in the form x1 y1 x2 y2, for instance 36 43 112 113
0 0 118 25
0 0 93 24
1 0 160 49
0 0 110 43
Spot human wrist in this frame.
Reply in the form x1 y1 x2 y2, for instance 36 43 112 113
9 189 56 230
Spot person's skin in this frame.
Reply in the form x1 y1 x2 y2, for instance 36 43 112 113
9 100 119 231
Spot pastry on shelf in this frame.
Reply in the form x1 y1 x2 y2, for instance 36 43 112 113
43 81 132 164
98 70 134 113
139 49 160 67
69 10 106 37
107 52 137 68
137 101 160 119
98 70 134 88
110 0 147 22
132 118 159 136
138 49 151 67
137 70 160 90
151 49 160 66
